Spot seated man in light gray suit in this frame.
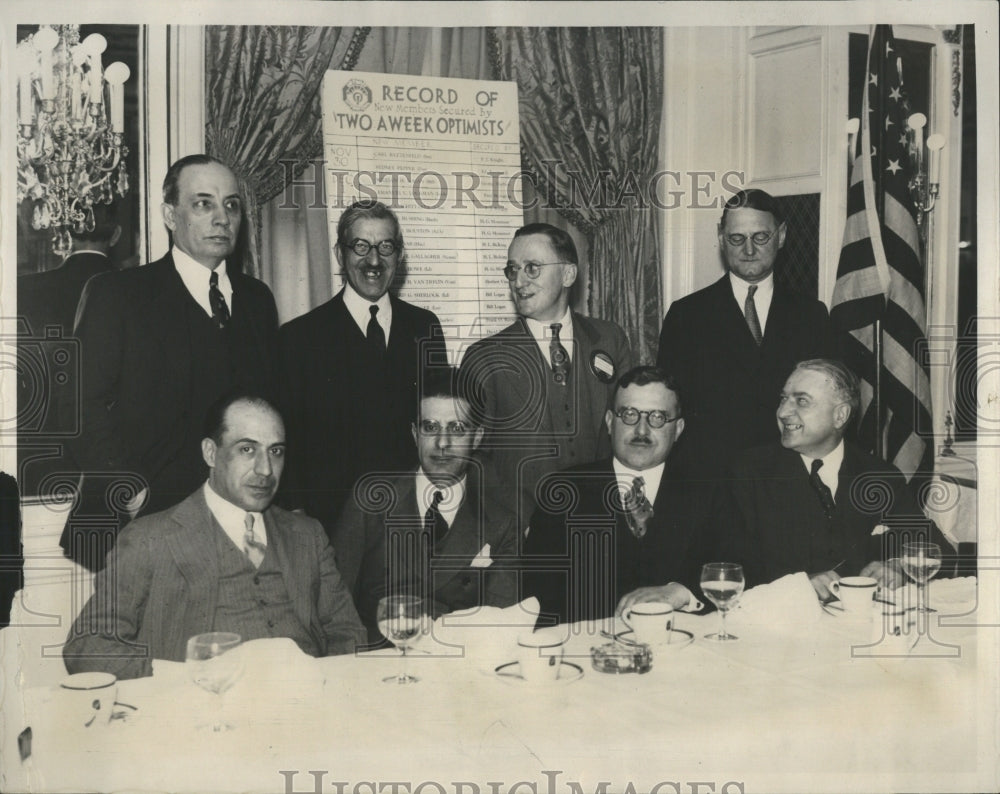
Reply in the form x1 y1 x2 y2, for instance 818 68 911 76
64 392 365 679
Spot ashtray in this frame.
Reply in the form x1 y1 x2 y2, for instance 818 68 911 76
590 642 652 674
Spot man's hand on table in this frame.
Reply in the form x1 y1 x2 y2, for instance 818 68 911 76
809 570 840 601
860 559 905 590
616 582 695 616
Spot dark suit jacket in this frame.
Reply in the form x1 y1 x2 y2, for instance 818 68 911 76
277 290 446 535
461 313 634 523
522 448 734 625
63 488 366 680
657 275 834 455
64 253 278 564
17 252 115 496
731 442 953 588
332 469 519 641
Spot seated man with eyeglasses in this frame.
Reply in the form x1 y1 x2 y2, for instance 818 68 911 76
277 201 447 543
657 188 835 460
522 366 735 625
460 222 634 528
331 368 519 642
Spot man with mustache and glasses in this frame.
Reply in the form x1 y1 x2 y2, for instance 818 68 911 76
278 201 447 542
331 369 518 642
657 189 834 460
64 392 365 680
65 155 279 572
522 366 732 625
461 223 633 527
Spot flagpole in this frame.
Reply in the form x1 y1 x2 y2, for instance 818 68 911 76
871 26 889 461
874 318 883 458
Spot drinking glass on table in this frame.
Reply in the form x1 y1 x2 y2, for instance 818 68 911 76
700 563 745 641
185 632 244 731
377 595 427 683
901 541 942 613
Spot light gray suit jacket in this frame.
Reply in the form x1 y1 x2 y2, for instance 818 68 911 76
64 488 365 679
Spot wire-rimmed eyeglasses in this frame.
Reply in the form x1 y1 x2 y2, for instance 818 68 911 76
347 238 398 257
723 231 776 247
503 261 572 281
612 407 682 429
416 420 473 437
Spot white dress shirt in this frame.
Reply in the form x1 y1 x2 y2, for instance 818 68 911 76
800 439 845 500
414 468 467 529
343 282 392 340
729 271 774 335
204 482 266 553
173 247 231 318
524 307 574 366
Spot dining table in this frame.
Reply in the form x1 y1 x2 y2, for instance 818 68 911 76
1 576 993 794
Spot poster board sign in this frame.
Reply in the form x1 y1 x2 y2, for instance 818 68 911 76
321 70 524 361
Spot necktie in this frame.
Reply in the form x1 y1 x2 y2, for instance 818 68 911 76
623 476 654 539
243 513 266 568
424 490 447 545
209 270 230 329
367 305 386 353
809 459 836 518
549 323 570 386
744 284 763 346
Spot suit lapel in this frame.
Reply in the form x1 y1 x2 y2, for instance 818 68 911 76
711 276 761 366
145 256 194 388
572 313 612 438
164 490 219 614
433 481 490 590
497 319 552 431
264 508 316 632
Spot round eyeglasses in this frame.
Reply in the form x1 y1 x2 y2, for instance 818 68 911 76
416 420 472 437
723 231 776 247
503 261 571 281
347 238 398 257
612 407 682 429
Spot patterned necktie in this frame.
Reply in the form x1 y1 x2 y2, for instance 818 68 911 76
209 270 230 329
549 322 570 386
623 476 654 539
367 305 386 353
744 284 763 346
424 490 447 545
809 459 836 518
243 513 266 568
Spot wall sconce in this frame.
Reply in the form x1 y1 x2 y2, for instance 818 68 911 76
16 25 131 257
905 112 946 231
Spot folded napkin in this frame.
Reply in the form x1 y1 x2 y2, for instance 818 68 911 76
728 572 823 630
412 597 540 669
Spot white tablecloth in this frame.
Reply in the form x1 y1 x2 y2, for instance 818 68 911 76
1 578 994 794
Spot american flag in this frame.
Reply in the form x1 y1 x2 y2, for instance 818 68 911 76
830 25 933 487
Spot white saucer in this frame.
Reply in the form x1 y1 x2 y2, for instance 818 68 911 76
494 661 584 686
616 628 694 649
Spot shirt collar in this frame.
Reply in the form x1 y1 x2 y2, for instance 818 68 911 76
524 308 574 361
415 468 467 523
800 439 845 477
173 247 231 311
203 482 265 550
728 271 774 304
343 282 392 334
611 459 666 504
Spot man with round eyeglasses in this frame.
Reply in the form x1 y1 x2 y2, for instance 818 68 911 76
331 368 518 640
657 188 834 458
277 201 447 542
523 366 734 625
461 222 633 526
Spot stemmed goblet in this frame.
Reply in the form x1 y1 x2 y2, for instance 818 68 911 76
700 563 745 641
185 632 244 732
901 541 942 614
377 595 428 684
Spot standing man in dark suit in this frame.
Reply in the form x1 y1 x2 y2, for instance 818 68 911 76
732 359 952 599
17 205 121 497
461 223 634 526
278 201 446 540
66 155 279 570
332 369 518 641
657 189 834 456
523 366 731 626
64 392 365 680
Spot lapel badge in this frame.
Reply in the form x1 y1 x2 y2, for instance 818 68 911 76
589 350 616 383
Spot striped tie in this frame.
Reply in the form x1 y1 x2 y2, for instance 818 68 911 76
744 284 763 346
209 270 230 329
243 513 266 568
549 323 570 386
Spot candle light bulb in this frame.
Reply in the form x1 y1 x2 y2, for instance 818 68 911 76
82 34 106 106
33 26 59 102
926 133 946 184
104 62 130 133
845 118 860 135
907 113 927 131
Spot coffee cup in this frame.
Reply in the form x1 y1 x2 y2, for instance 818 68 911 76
60 672 117 728
829 576 877 614
623 602 674 645
516 629 565 683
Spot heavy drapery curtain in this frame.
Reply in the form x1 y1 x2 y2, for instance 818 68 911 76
204 26 369 278
491 28 664 362
258 27 495 322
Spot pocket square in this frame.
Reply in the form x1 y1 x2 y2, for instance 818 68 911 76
871 524 889 536
470 544 493 568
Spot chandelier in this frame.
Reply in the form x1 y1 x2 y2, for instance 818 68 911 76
16 25 131 257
